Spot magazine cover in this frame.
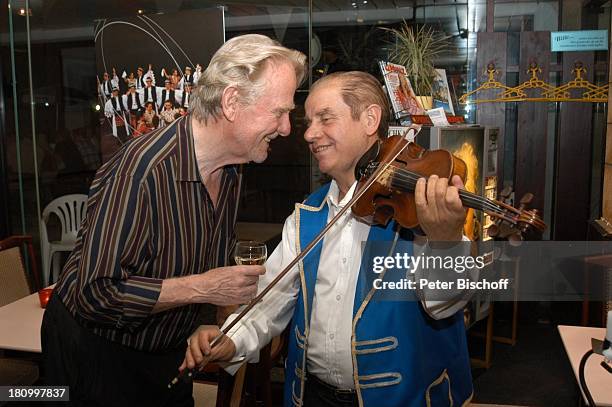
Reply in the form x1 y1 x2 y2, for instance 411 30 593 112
432 68 455 115
378 60 424 119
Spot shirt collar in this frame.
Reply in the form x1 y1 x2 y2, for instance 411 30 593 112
326 179 358 209
176 115 239 183
176 115 201 182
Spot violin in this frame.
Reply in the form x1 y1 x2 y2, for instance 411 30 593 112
352 135 546 239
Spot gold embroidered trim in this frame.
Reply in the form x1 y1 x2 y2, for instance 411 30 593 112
294 325 307 350
461 391 474 407
351 230 400 407
354 336 398 355
358 372 403 389
295 363 306 380
425 369 453 407
294 201 327 406
291 380 302 407
295 198 327 212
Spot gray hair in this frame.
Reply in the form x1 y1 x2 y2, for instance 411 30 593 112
190 34 306 124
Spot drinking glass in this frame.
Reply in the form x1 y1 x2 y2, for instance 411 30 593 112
234 241 267 265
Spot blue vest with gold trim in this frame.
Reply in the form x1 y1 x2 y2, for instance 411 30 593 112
283 183 473 407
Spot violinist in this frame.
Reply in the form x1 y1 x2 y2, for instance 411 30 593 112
182 71 476 407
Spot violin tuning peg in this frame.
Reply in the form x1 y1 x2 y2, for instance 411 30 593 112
499 186 513 200
519 193 534 206
487 224 499 238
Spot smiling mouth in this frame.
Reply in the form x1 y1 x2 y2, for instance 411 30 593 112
264 134 279 143
312 145 331 154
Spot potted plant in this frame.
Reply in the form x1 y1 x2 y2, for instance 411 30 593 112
381 22 447 110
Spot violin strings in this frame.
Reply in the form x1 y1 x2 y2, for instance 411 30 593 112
391 171 505 214
390 176 504 214
365 162 507 216
389 173 504 214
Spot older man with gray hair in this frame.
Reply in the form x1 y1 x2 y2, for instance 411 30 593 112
42 34 306 407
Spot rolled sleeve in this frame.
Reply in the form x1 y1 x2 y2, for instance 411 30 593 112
118 276 163 323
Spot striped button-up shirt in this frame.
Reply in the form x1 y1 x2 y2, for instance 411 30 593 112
55 115 240 352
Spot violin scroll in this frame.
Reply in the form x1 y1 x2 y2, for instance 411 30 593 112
486 190 545 242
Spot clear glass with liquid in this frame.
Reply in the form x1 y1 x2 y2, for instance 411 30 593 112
234 240 267 265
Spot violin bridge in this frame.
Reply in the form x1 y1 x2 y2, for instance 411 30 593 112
376 166 394 188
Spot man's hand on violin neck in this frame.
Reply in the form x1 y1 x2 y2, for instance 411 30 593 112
414 174 466 242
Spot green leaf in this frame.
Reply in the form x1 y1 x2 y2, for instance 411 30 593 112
380 22 448 95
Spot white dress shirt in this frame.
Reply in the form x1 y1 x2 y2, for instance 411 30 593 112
224 180 475 389
125 92 142 110
104 96 123 118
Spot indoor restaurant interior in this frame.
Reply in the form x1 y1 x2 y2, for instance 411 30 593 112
1 0 612 406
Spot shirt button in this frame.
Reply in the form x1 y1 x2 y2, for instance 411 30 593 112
342 258 347 264
329 333 335 340
336 294 341 301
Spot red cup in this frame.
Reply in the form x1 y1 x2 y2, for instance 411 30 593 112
38 288 53 308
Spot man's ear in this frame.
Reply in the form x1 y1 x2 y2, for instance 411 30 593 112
362 104 382 137
221 86 241 121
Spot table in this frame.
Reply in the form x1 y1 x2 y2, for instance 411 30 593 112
235 222 283 244
0 291 45 353
558 325 612 406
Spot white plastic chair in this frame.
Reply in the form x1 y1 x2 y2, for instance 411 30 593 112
40 194 87 285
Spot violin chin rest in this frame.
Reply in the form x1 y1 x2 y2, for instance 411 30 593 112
354 140 381 181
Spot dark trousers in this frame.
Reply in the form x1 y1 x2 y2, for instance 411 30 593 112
303 374 358 407
41 293 193 407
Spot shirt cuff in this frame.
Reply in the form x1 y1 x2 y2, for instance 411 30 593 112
222 322 250 375
117 275 163 327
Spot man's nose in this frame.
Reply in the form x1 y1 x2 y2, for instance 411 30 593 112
278 113 291 137
304 124 320 142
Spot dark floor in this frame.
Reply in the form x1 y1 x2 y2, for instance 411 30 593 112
471 323 578 406
470 302 587 407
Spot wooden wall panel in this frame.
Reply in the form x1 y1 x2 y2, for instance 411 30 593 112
476 32 507 184
554 52 594 240
604 21 612 224
515 32 550 213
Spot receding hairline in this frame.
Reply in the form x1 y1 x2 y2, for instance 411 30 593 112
251 58 300 109
306 77 352 112
262 54 304 85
